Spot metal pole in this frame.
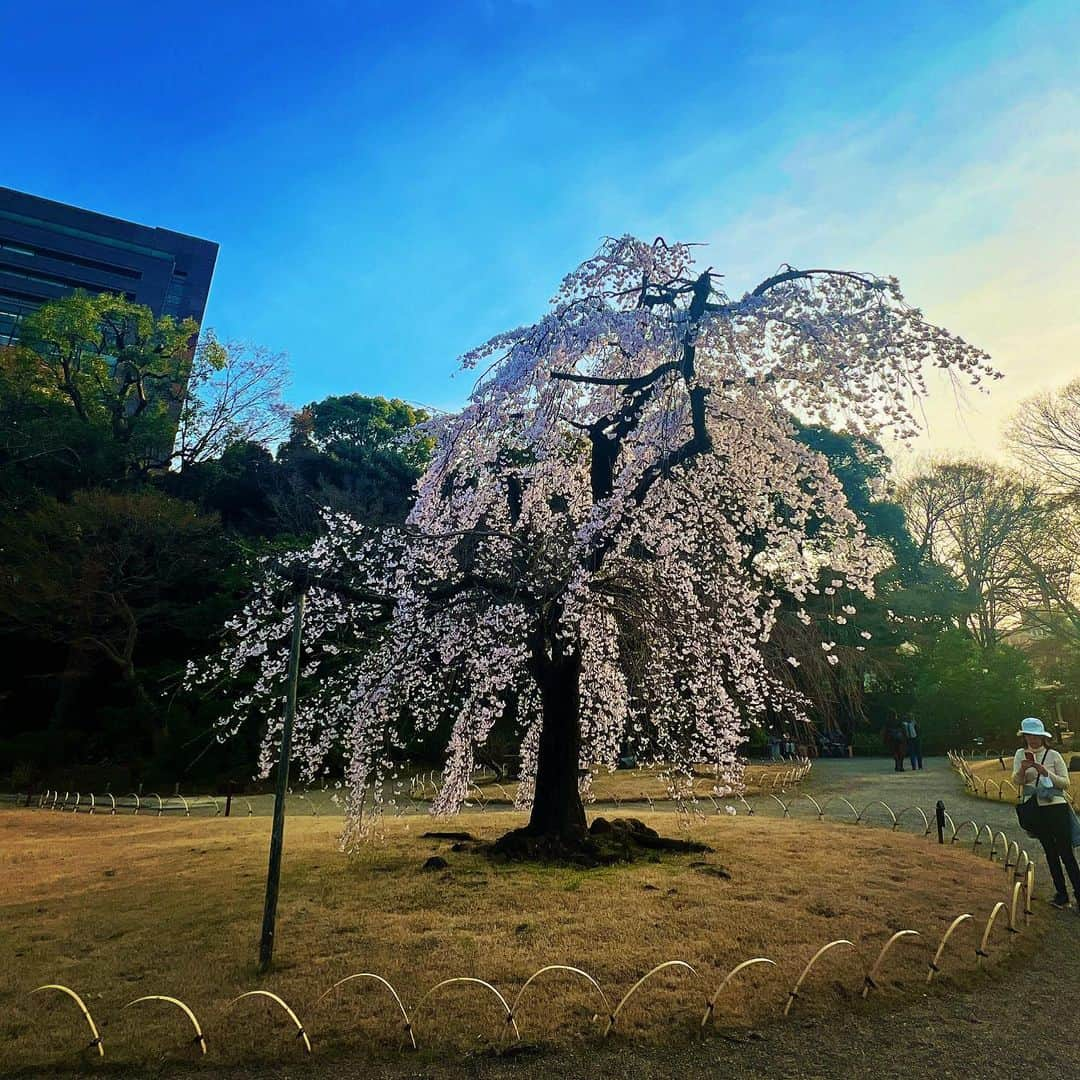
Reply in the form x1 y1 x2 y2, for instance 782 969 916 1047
258 585 306 972
935 800 945 845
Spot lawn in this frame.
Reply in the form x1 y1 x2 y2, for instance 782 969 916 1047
409 760 813 807
0 806 1021 1073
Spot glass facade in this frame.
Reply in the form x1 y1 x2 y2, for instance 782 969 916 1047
0 292 38 346
0 186 217 343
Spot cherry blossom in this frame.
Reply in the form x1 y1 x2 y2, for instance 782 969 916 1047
187 237 995 848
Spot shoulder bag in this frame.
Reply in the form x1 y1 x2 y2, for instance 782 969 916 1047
1016 748 1049 837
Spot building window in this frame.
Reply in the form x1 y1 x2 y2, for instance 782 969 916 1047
163 274 187 316
0 291 38 345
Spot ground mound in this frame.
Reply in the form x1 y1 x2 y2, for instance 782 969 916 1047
489 816 714 865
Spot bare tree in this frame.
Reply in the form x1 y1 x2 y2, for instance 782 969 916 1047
172 334 292 470
899 460 1047 647
1008 378 1080 492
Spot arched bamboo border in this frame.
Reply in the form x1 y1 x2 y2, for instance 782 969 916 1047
893 806 930 835
783 940 859 1017
605 960 698 1037
700 958 777 1028
977 902 1007 966
123 995 206 1055
413 977 520 1044
15 758 1045 1059
787 792 822 819
857 801 897 828
1004 840 1019 872
30 984 104 1058
317 972 416 1050
227 990 311 1054
1014 849 1031 880
950 820 979 847
861 930 920 998
927 914 973 982
819 797 859 822
1008 882 1024 934
509 965 610 1034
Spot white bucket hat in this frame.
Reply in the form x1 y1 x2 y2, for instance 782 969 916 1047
1017 717 1052 740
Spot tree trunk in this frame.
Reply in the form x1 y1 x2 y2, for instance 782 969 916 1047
51 645 91 729
493 638 710 864
526 648 587 840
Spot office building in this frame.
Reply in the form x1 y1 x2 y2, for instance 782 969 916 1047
0 186 218 347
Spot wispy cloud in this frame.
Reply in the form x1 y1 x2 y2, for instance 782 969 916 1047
688 8 1080 463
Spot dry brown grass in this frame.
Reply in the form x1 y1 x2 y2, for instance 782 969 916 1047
0 806 1018 1073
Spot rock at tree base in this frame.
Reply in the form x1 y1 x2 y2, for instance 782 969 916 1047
488 817 713 867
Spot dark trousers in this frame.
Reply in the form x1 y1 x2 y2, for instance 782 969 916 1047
908 738 923 770
1035 802 1080 900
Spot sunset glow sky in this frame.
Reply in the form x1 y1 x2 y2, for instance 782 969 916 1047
7 0 1078 464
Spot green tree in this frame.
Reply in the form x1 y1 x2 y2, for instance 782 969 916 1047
0 489 228 741
0 343 125 505
905 629 1042 750
14 292 197 475
766 426 956 740
277 394 433 527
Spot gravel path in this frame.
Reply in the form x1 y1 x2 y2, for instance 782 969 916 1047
151 757 1079 1080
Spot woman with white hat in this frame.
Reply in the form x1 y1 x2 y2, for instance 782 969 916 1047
1012 717 1079 910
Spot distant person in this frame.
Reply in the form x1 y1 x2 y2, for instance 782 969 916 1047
884 718 907 772
902 716 923 770
768 735 782 762
1012 717 1080 911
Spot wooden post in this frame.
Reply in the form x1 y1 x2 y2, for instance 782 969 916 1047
258 583 307 973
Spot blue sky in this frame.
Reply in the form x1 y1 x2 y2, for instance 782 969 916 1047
6 0 1079 458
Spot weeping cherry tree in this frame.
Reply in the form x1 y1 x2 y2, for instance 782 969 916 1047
189 237 996 855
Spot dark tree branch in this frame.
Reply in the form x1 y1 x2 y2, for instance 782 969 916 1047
749 267 878 297
551 361 681 388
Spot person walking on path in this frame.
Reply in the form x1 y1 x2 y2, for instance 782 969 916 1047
1012 717 1080 911
902 716 923 770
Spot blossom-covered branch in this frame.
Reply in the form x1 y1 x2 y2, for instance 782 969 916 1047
188 235 996 850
